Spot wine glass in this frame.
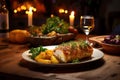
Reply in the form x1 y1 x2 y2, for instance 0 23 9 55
80 15 95 44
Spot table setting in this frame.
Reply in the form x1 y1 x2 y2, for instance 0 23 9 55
0 1 120 80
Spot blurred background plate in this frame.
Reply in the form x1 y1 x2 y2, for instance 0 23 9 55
28 33 76 47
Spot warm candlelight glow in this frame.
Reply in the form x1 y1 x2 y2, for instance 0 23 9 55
64 10 68 14
59 9 68 14
71 11 74 16
14 9 17 13
51 14 54 17
59 9 64 13
17 7 21 12
14 4 36 14
21 5 26 10
33 8 37 12
69 11 75 26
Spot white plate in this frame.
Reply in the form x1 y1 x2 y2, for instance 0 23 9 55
22 45 104 67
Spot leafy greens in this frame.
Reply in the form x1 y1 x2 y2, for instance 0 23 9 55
41 16 69 34
29 46 47 59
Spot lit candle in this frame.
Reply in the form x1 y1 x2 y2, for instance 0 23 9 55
69 11 75 26
28 7 33 26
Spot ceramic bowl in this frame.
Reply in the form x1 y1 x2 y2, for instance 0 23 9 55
100 41 120 54
89 35 120 54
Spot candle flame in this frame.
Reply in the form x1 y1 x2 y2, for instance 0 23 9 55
26 7 33 14
71 11 74 16
29 7 33 12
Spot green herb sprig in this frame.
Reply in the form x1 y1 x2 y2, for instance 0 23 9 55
29 46 47 59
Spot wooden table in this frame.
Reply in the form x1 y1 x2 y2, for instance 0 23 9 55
0 34 120 80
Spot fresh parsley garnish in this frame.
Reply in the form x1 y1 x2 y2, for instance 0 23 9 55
29 46 47 59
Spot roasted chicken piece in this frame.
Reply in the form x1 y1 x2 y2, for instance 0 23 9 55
54 40 93 63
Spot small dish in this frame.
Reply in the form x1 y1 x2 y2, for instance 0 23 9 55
89 35 120 54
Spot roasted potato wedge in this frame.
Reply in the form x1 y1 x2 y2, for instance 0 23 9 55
35 58 51 64
51 55 59 64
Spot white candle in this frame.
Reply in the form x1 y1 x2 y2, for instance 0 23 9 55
28 7 33 26
69 11 75 26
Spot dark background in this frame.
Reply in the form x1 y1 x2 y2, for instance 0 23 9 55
6 0 120 35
